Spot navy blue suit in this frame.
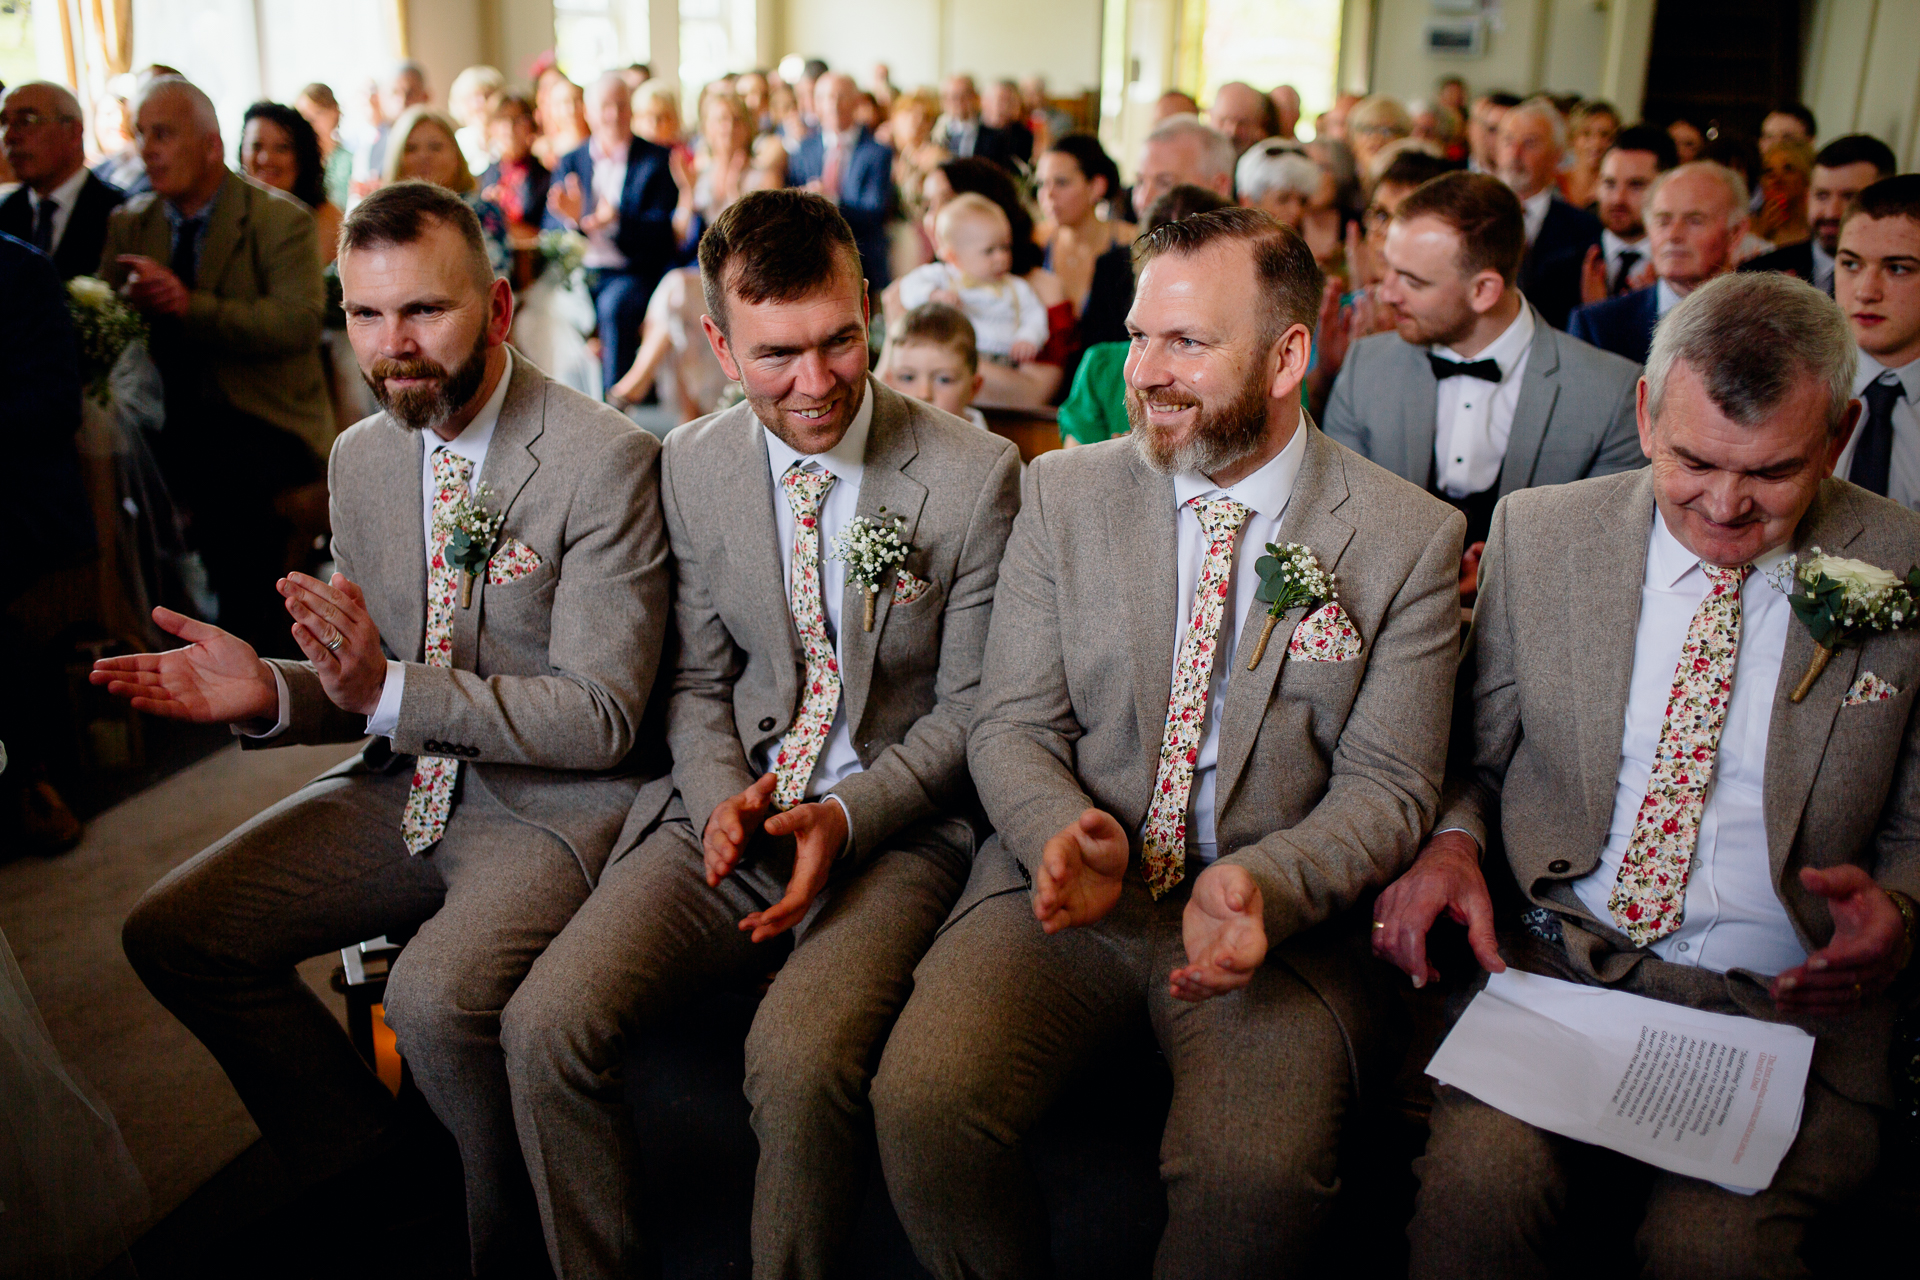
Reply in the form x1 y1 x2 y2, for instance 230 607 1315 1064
1518 196 1603 331
545 136 681 394
0 171 125 280
787 127 896 289
1567 285 1659 366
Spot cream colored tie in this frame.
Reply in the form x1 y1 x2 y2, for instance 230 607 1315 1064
769 463 842 809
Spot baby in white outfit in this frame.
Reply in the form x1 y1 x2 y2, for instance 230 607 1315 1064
897 193 1049 365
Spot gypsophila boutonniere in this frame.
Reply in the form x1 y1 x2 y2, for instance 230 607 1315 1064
436 481 505 608
831 510 911 631
67 275 148 402
1247 542 1336 669
1769 548 1920 701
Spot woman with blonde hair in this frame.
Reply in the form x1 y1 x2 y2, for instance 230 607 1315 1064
383 106 510 276
1558 100 1618 209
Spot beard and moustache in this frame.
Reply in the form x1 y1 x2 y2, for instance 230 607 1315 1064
1126 361 1271 477
363 324 492 432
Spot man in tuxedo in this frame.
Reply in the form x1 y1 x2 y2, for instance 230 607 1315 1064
1832 175 1920 510
1498 96 1602 329
0 81 125 278
1742 134 1897 296
1131 114 1236 222
1573 124 1677 309
787 72 896 291
1570 162 1749 366
502 190 1020 1280
100 181 671 1276
98 75 329 651
546 71 681 397
1376 270 1918 1279
1323 173 1643 593
872 208 1466 1276
938 74 1017 167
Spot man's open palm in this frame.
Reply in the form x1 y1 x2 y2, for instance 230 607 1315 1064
1033 809 1129 933
89 607 278 724
1171 864 1267 1001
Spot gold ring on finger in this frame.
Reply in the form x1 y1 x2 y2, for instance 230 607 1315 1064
324 630 344 653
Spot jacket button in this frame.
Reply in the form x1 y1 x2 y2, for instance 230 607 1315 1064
424 738 441 752
759 717 777 732
1548 859 1571 874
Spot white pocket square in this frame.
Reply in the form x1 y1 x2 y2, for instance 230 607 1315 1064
486 537 543 586
1286 602 1362 662
892 567 931 605
1843 671 1899 706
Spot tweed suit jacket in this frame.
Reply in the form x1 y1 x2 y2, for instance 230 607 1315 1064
650 378 1021 864
98 169 331 461
962 422 1466 1067
249 351 674 886
1322 303 1646 504
1439 469 1920 1104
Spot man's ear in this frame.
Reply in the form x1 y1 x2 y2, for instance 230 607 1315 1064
1635 375 1655 460
1471 270 1508 315
702 313 741 381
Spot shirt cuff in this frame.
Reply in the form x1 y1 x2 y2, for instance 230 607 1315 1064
365 661 406 738
234 664 292 739
823 793 855 859
1433 827 1484 855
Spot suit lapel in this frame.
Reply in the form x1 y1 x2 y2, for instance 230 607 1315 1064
840 384 927 742
1500 309 1561 496
1401 343 1439 486
193 171 247 290
1763 484 1868 891
456 353 545 667
1215 425 1355 807
725 410 803 710
1110 454 1182 769
1569 472 1656 847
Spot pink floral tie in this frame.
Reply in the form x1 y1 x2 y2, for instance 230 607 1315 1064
770 463 842 809
400 447 470 855
1608 562 1750 945
1142 497 1251 899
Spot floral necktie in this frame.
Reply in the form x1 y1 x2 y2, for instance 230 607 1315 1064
400 446 470 855
1142 497 1252 899
1608 562 1751 945
770 463 842 810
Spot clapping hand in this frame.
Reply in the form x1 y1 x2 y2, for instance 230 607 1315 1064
1371 830 1505 989
739 798 849 942
117 254 191 317
704 773 778 886
1170 863 1267 1001
1033 809 1128 933
279 572 386 717
89 606 278 724
1579 244 1610 306
548 173 586 226
1008 340 1039 365
1770 866 1908 1014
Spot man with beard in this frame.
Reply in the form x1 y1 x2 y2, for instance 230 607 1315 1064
871 207 1465 1275
1742 133 1897 297
97 180 671 1276
501 189 1019 1279
1574 124 1678 306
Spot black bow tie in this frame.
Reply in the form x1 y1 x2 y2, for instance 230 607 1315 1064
1428 354 1503 383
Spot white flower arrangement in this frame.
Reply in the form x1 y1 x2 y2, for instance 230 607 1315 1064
66 275 148 402
1247 542 1337 669
435 481 505 608
830 510 911 631
1770 547 1919 701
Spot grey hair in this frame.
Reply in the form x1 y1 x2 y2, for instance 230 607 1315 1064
1146 113 1237 186
1645 273 1857 439
1235 140 1319 202
1646 160 1749 232
1505 95 1567 152
133 75 220 140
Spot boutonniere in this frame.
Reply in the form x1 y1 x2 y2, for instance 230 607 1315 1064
1247 542 1337 669
436 481 505 608
1770 548 1920 701
831 510 912 631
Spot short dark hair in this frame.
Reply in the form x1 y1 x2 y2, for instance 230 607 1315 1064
802 58 829 81
1484 91 1522 110
1376 149 1457 193
241 101 326 210
698 188 861 334
1141 183 1232 235
340 179 492 289
1772 102 1818 136
936 158 1044 275
1393 171 1527 284
1608 123 1679 170
1133 206 1324 347
1815 133 1897 177
1844 173 1920 232
1046 132 1122 201
894 302 978 372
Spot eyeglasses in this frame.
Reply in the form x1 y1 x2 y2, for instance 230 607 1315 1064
1 109 72 131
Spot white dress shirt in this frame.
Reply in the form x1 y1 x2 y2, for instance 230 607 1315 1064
754 380 877 801
1156 424 1308 863
1831 351 1920 512
1568 510 1806 976
29 166 89 255
1431 303 1535 499
1520 187 1553 248
1655 277 1683 320
247 353 516 740
581 138 629 270
1600 229 1646 293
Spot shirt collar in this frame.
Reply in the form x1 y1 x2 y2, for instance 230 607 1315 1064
1172 418 1308 522
1521 186 1552 237
1856 348 1920 401
1647 505 1792 591
1601 228 1643 261
589 135 629 166
32 165 88 212
1435 301 1534 378
164 171 226 225
1655 278 1683 317
438 349 513 464
826 126 861 150
1812 240 1834 277
763 375 876 487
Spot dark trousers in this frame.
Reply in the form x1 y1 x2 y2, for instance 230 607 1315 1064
587 269 656 399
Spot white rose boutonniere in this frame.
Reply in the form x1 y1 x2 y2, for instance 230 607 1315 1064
1770 547 1920 701
830 510 912 631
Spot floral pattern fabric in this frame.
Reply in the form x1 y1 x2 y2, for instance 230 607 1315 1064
400 447 472 855
1607 562 1749 946
1287 602 1362 662
487 537 543 586
1843 671 1899 706
891 567 931 606
1141 498 1251 899
770 464 842 810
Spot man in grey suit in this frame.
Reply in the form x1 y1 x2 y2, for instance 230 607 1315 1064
1324 172 1644 597
1374 273 1920 1277
98 182 671 1275
501 190 1021 1279
872 208 1466 1275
